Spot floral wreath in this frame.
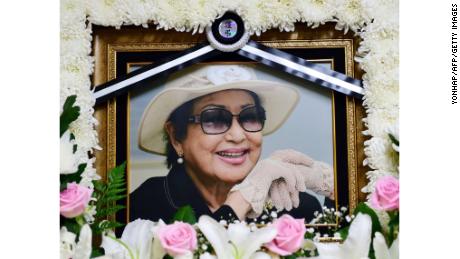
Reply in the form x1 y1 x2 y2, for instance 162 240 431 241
60 0 399 258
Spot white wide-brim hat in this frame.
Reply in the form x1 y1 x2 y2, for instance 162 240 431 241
139 64 300 155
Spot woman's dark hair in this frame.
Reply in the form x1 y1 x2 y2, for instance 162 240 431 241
164 91 263 169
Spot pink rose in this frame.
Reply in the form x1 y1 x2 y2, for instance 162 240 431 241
157 222 197 256
60 182 93 218
265 214 306 256
371 176 399 211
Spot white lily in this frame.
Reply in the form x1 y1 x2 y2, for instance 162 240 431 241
312 213 372 259
101 219 163 259
197 215 277 259
199 252 217 259
373 232 399 259
173 251 194 259
60 225 92 259
60 227 76 259
60 130 79 174
74 224 92 259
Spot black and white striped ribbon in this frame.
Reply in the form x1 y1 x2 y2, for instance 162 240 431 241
238 41 364 98
93 41 363 104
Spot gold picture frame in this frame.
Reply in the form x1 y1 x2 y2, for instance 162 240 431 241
92 23 369 227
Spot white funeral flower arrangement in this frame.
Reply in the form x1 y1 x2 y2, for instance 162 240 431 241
74 211 398 259
60 0 399 258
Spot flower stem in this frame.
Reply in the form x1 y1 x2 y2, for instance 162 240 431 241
75 215 86 226
105 234 136 259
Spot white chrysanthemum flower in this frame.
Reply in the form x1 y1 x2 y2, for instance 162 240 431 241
237 0 301 35
361 78 399 110
220 1 240 11
60 73 92 114
152 0 191 31
117 0 156 28
296 0 337 28
80 159 102 188
334 0 371 33
359 50 399 79
60 80 98 166
364 70 399 95
61 131 79 175
61 55 94 77
386 121 399 141
358 31 399 57
86 0 127 28
61 38 92 58
186 0 225 34
363 108 399 142
61 22 92 43
61 0 90 41
61 0 86 21
362 108 399 138
362 0 398 31
70 119 100 154
363 137 398 171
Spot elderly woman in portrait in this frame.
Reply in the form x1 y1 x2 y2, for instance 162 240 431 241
130 65 334 222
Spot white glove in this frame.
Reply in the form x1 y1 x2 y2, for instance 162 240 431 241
270 149 335 200
230 158 301 217
269 178 300 211
231 149 335 217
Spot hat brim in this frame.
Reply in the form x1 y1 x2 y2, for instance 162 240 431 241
138 80 299 155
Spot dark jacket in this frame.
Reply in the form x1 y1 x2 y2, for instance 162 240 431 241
130 165 332 223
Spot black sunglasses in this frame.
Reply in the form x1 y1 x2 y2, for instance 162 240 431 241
188 106 266 135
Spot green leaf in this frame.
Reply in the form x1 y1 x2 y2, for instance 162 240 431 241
353 203 383 236
171 205 197 224
91 247 105 258
59 164 86 191
106 194 127 202
60 95 80 137
96 205 126 218
388 133 399 146
387 211 399 246
388 213 399 228
60 216 81 234
369 249 376 259
93 221 126 235
337 225 349 240
91 162 127 234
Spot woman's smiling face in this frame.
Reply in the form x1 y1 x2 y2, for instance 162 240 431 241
180 90 263 185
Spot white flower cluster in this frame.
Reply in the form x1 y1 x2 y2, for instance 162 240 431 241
355 0 400 198
61 0 399 222
80 0 383 36
61 0 101 188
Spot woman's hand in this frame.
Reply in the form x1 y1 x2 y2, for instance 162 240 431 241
230 158 302 217
270 149 335 200
230 149 335 218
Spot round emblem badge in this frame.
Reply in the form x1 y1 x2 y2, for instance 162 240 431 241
218 19 238 39
206 12 249 52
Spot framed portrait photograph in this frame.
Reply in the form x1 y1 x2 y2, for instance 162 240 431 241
92 23 368 230
60 2 400 257
128 61 335 202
